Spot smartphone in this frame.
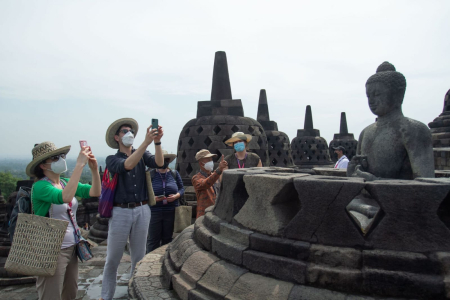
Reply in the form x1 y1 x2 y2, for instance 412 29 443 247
79 140 88 148
152 119 159 135
156 195 166 199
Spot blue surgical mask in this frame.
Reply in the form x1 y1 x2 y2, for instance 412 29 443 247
234 142 245 152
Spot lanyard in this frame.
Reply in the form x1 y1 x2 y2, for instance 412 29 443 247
157 170 167 195
334 156 345 168
236 153 248 169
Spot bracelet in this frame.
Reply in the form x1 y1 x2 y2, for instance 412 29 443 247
155 142 161 146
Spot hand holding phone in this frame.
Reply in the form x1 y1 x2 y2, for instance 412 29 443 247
151 119 159 135
80 140 88 148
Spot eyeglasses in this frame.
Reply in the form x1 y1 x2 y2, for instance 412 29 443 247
119 129 135 135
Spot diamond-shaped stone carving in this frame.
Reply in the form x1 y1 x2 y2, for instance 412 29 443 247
248 126 254 133
182 151 187 159
188 138 194 147
277 150 282 157
346 190 382 236
186 163 193 175
257 137 263 147
204 136 212 147
213 125 221 135
272 158 278 165
196 126 203 134
185 128 190 136
231 125 239 133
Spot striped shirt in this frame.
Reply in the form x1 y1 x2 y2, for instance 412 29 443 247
151 169 185 212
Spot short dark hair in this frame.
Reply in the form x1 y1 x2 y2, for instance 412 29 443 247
34 163 45 181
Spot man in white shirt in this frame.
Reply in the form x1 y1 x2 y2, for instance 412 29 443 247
333 146 349 169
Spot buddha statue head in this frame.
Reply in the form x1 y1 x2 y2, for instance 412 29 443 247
365 62 407 117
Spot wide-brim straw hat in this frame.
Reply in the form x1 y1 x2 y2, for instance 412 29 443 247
162 150 177 163
105 118 139 149
195 149 217 161
225 132 252 146
26 142 71 177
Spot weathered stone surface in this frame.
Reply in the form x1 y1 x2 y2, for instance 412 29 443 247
204 212 224 234
173 274 193 300
429 89 450 148
243 250 306 284
291 105 334 167
285 176 366 247
195 260 247 298
214 168 264 223
234 172 308 236
288 285 347 300
329 112 358 162
257 89 295 167
309 244 361 269
249 233 310 260
363 268 445 298
307 264 363 294
365 180 450 252
348 62 434 180
226 272 294 300
175 52 269 184
312 167 347 177
180 251 220 287
170 226 195 251
211 235 247 265
161 251 176 289
194 220 215 251
219 223 253 246
364 249 439 274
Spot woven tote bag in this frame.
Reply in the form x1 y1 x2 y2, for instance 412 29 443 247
174 198 192 233
5 213 68 276
145 168 156 206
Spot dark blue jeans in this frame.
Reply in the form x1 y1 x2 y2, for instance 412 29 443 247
146 208 175 253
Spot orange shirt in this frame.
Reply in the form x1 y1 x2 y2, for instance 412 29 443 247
191 170 220 218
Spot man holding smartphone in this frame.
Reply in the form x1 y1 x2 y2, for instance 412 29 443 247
101 117 165 300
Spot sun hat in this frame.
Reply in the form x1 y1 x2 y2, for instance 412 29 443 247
224 132 252 146
162 150 177 163
105 118 139 149
26 142 71 177
195 149 218 161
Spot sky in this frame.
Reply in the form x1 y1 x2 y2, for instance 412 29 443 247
1 1 449 162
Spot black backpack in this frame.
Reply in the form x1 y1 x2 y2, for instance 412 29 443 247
8 186 32 243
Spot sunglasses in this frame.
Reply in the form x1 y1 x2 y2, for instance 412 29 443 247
47 153 66 162
164 158 171 162
119 129 135 135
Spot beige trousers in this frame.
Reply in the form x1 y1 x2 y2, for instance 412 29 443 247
36 245 78 300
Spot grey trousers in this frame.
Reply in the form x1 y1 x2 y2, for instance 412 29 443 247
101 205 151 300
36 245 78 300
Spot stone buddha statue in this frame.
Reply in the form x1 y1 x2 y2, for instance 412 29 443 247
347 61 435 181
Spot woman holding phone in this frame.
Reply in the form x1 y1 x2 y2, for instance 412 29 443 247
146 150 185 253
26 141 101 300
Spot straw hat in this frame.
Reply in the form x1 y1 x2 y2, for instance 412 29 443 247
195 149 217 161
162 150 177 163
105 118 139 149
224 132 252 146
26 142 71 177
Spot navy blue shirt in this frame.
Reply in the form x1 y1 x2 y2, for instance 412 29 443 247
151 169 185 211
106 149 162 204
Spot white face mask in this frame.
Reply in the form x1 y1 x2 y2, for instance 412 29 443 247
45 157 67 174
203 161 214 171
122 131 135 147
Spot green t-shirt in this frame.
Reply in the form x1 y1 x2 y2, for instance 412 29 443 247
32 177 92 216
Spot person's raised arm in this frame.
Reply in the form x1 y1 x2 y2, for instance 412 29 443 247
124 125 158 171
62 147 89 203
88 152 101 197
153 125 164 167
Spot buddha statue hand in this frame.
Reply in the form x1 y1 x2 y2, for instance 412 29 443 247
347 155 369 178
355 165 379 181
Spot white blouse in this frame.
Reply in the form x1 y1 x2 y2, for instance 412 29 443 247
50 197 78 249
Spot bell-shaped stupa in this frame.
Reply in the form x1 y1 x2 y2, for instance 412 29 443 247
257 89 294 167
291 105 333 167
329 112 358 162
429 89 450 148
176 51 269 184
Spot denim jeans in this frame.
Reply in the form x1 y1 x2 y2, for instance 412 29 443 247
146 208 175 253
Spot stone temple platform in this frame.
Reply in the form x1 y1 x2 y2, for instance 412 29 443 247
155 167 450 299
